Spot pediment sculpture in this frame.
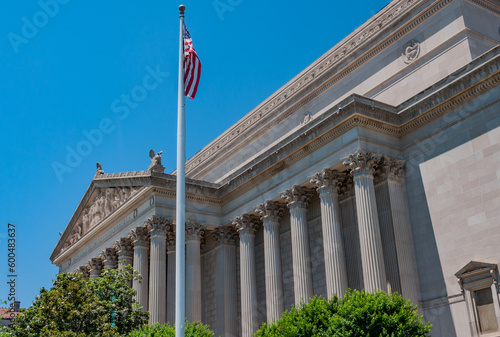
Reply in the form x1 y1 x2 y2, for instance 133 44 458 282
61 186 140 252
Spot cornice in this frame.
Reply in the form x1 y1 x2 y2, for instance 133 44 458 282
220 49 500 202
466 0 500 15
185 0 452 179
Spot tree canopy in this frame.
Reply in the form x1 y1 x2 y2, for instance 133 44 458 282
10 265 148 337
255 290 432 337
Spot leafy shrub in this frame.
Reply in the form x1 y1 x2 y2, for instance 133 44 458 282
128 321 214 337
10 265 148 337
255 290 431 337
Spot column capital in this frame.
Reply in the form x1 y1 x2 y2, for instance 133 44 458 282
213 226 237 246
89 255 104 277
131 226 150 248
342 149 382 177
186 222 206 244
146 215 171 238
115 237 134 256
78 265 90 279
310 169 345 195
382 155 405 182
233 214 260 236
102 246 118 269
255 200 284 223
166 224 176 252
280 185 313 210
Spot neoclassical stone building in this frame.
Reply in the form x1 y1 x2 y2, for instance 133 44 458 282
51 0 500 336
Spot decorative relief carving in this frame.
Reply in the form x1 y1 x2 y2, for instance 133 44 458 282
78 265 90 279
131 226 150 247
280 185 313 210
342 150 382 177
301 112 313 125
148 149 165 173
145 215 170 237
61 186 140 252
383 156 406 182
233 214 260 236
102 247 118 268
115 237 134 258
185 222 206 245
402 39 420 64
310 169 345 195
255 201 284 222
213 226 237 245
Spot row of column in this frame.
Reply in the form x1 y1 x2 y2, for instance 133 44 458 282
234 149 419 337
79 216 207 326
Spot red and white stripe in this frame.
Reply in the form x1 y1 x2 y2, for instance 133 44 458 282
183 23 201 99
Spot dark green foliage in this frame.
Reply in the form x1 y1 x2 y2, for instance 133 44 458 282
10 265 148 337
128 320 214 337
255 290 432 337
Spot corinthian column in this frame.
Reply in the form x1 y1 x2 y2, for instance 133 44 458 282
233 215 259 337
79 265 90 280
185 222 205 322
343 150 387 292
166 224 176 325
255 201 285 321
147 215 168 324
384 156 420 304
131 226 150 312
116 237 134 269
213 226 238 337
89 255 104 278
281 185 314 305
311 169 348 299
102 247 118 270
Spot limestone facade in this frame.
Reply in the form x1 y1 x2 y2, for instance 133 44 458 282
51 0 500 336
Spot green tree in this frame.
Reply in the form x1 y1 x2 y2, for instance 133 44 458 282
256 290 431 337
11 265 148 337
128 320 214 337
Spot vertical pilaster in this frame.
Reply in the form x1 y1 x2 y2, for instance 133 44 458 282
344 150 387 292
147 215 168 324
103 247 119 270
214 226 238 337
185 222 205 322
255 201 285 321
233 215 259 337
281 185 314 305
384 157 421 305
311 169 349 299
131 226 150 312
166 225 176 325
89 255 104 278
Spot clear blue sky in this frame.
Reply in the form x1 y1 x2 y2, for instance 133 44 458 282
0 0 389 308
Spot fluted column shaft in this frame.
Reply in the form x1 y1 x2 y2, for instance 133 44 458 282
234 215 259 337
281 186 314 305
385 158 420 304
166 227 176 325
344 150 387 292
132 226 149 312
311 169 348 299
148 216 168 324
186 223 204 322
256 201 285 321
214 227 238 337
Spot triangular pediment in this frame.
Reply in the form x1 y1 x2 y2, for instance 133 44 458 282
455 261 497 278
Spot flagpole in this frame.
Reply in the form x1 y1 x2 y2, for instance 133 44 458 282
176 4 186 337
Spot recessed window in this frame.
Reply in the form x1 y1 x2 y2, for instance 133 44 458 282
475 288 498 334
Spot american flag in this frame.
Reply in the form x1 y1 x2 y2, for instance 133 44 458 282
183 23 201 99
